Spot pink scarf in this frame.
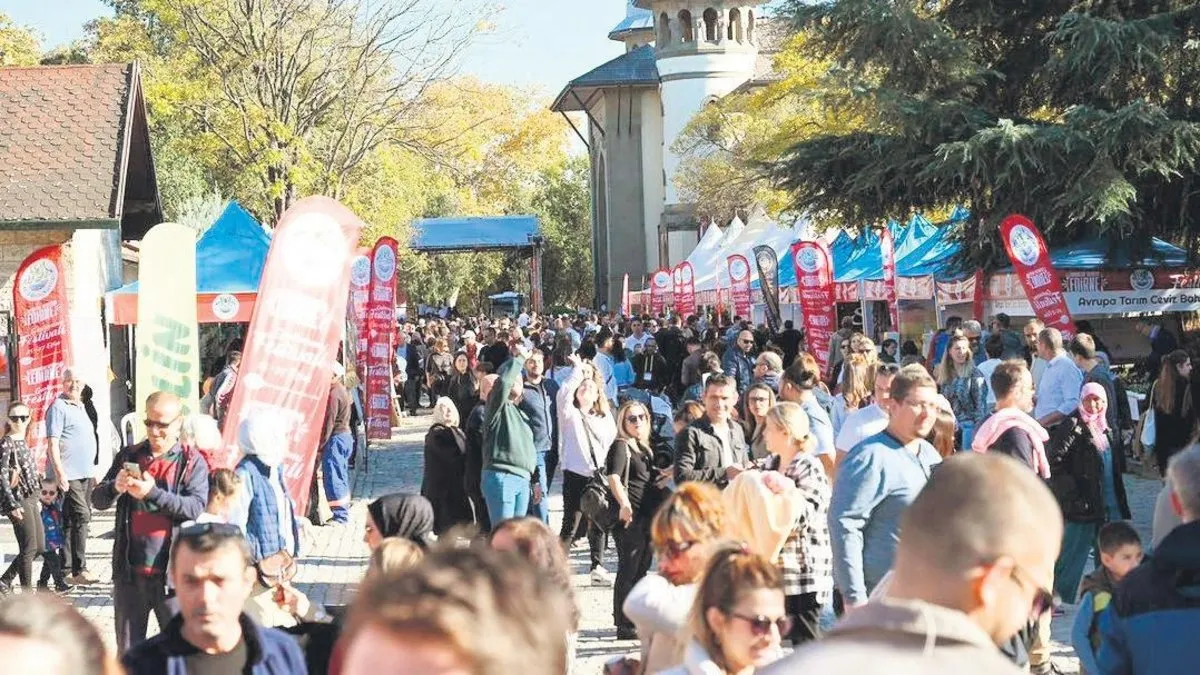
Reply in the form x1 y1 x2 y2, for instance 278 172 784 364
1080 382 1110 453
971 407 1051 478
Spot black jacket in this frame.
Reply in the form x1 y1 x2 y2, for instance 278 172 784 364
674 418 747 488
123 613 305 675
1046 412 1131 524
632 353 669 392
421 424 474 534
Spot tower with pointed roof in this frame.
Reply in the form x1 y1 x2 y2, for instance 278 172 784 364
552 2 772 310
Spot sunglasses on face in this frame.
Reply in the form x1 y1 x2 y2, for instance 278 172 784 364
626 413 648 424
40 490 56 497
739 339 754 345
729 612 793 638
1009 562 1054 618
8 415 28 422
179 521 244 539
144 416 180 431
663 540 697 558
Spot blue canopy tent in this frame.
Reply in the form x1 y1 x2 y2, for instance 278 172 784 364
410 214 545 310
106 202 270 324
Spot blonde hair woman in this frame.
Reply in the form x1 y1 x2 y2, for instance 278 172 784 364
422 397 473 534
363 537 425 585
936 333 989 449
760 402 833 645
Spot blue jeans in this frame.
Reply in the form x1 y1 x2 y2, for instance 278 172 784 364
322 432 354 523
482 469 531 525
526 451 550 524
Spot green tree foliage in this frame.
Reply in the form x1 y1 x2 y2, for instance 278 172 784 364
773 0 1200 267
533 154 593 309
0 13 40 66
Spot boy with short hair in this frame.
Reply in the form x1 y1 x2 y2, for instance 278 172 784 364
36 478 71 593
1072 521 1143 674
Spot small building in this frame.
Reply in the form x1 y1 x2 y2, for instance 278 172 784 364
0 62 161 468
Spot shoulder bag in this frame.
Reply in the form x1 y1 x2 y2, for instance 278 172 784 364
580 426 630 531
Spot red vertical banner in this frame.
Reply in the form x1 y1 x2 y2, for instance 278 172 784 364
792 241 837 376
675 262 697 316
349 248 371 376
650 268 671 315
13 245 72 470
220 197 364 517
727 254 752 318
972 270 986 322
999 214 1077 337
880 227 900 331
621 273 630 318
366 237 398 441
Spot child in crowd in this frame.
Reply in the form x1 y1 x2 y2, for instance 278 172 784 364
36 478 70 593
194 468 242 524
1071 521 1144 675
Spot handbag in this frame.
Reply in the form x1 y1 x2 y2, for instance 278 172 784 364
579 426 630 531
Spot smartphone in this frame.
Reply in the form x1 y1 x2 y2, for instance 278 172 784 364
123 462 142 480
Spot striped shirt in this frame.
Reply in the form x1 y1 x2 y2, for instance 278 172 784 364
771 452 834 601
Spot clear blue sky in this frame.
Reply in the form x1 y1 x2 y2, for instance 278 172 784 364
0 0 630 96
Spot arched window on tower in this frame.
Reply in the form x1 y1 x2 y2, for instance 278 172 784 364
658 12 672 46
703 8 719 42
728 8 742 43
678 10 694 43
747 9 756 43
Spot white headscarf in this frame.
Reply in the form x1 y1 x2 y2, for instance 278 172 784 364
238 415 288 468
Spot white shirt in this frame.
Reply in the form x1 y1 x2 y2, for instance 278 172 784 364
557 367 618 476
977 358 1003 410
835 403 889 454
625 332 651 354
1034 353 1083 421
594 352 618 402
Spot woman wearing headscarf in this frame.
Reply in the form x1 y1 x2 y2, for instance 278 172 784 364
1046 383 1131 603
422 398 474 534
363 493 435 552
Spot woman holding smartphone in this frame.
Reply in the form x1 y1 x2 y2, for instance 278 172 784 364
0 402 41 591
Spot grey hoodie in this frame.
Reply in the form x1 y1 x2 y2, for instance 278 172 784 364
760 598 1022 675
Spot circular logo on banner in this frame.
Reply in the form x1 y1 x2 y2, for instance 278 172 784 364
796 248 821 274
1130 268 1154 291
1008 225 1042 267
729 257 749 280
18 258 58 302
350 255 371 288
374 246 397 283
653 271 671 289
672 267 683 284
211 294 240 321
283 213 345 286
681 265 693 284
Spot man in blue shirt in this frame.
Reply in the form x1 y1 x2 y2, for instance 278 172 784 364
722 330 757 393
829 364 943 607
1033 328 1083 429
45 367 99 586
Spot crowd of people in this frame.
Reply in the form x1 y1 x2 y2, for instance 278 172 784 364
2 307 1199 675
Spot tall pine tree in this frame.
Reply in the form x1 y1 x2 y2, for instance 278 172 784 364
773 1 1200 268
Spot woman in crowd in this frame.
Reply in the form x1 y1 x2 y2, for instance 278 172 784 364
608 400 670 640
740 383 776 461
683 352 724 403
490 518 581 674
557 355 616 582
759 402 832 645
661 545 787 675
623 482 727 672
424 338 454 405
421 398 474 534
0 402 40 591
1148 349 1197 475
880 338 898 364
675 401 705 435
612 337 635 389
1047 383 1131 603
830 355 872 437
179 414 223 470
444 351 478 423
364 492 436 552
927 394 958 459
936 333 990 449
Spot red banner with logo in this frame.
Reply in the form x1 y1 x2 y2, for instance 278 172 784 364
366 237 398 440
674 262 697 317
13 245 71 470
999 214 1076 337
621 273 630 317
792 241 837 376
880 227 900 331
728 254 752 318
220 197 364 516
349 248 371 376
650 268 671 315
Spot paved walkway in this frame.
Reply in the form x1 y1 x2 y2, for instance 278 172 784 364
0 416 1165 672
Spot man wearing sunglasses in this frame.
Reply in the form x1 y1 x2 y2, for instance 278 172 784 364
44 367 99 586
121 522 305 674
92 391 210 653
767 453 1061 674
722 330 757 394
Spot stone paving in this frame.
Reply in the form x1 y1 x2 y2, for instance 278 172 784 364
0 414 1166 672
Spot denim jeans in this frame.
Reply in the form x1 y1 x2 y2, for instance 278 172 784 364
526 451 550 524
482 469 530 526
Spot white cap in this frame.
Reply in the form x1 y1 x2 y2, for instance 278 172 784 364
332 362 346 378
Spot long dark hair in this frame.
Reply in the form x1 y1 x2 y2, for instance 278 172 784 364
1155 350 1193 416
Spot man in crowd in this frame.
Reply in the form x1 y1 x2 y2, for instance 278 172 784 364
1098 444 1200 673
963 320 985 365
930 315 963 367
593 329 619 405
1071 333 1119 431
828 317 856 374
633 338 669 392
210 350 241 430
1137 318 1178 382
771 453 1060 674
121 522 306 674
674 374 746 488
482 328 511 372
1023 319 1047 385
680 337 704 391
776 320 804 368
482 350 538 524
45 367 99 586
722 330 757 393
752 351 783 395
975 361 1047 471
834 362 899 463
991 313 1026 360
321 362 354 524
461 329 479 369
92 391 209 652
830 365 943 607
1034 328 1083 429
978 335 1005 412
518 351 557 524
625 319 651 354
395 330 423 414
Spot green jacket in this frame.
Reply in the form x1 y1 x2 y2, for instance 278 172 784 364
482 358 536 479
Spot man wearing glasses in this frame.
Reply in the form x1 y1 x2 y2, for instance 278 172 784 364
93 391 210 653
44 367 99 586
768 453 1061 674
722 330 757 394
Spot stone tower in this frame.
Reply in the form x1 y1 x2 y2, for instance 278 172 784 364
610 0 656 52
635 1 765 266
